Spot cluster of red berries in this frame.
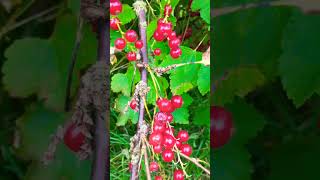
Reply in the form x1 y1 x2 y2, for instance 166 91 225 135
111 0 143 61
152 4 182 59
146 95 190 179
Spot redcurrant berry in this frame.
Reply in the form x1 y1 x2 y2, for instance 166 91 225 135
110 17 120 30
157 99 173 113
149 161 159 172
177 130 189 142
175 140 182 149
168 38 181 49
162 134 176 149
153 30 165 41
179 144 192 156
114 38 126 50
129 100 137 110
184 27 192 39
154 48 161 56
155 176 163 180
168 31 177 40
153 123 165 133
154 112 168 124
126 52 137 61
157 22 172 35
166 113 173 123
149 132 163 146
211 106 234 148
170 47 182 59
164 126 174 135
64 123 85 152
171 95 183 108
153 144 163 154
125 30 138 42
162 149 174 162
110 0 122 15
164 4 173 16
129 162 132 172
173 169 184 180
135 40 143 49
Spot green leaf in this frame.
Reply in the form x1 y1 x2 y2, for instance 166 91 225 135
147 76 169 105
160 46 202 67
111 73 130 96
117 4 136 25
3 38 58 98
172 107 189 124
170 64 201 95
193 101 209 126
212 67 265 106
126 64 141 91
115 96 139 126
278 12 320 107
197 65 210 95
180 93 193 108
67 0 80 14
147 19 158 40
191 0 210 24
111 30 122 46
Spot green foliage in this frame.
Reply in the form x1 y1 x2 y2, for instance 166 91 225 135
117 4 137 24
191 0 210 24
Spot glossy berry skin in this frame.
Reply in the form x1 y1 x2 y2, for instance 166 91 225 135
162 134 176 149
157 22 172 35
171 95 183 108
170 47 182 59
129 100 137 110
126 52 137 61
64 123 85 152
153 30 166 41
110 17 120 30
162 149 174 162
110 0 122 15
166 113 173 123
164 4 173 16
211 106 234 148
154 48 161 56
157 99 173 113
149 161 159 172
155 176 163 180
153 123 165 133
149 132 163 146
125 30 138 42
164 126 174 135
168 38 181 49
114 38 126 50
154 112 168 124
173 169 184 180
177 130 189 142
175 140 182 149
168 31 177 40
179 144 192 156
135 40 143 49
153 144 163 154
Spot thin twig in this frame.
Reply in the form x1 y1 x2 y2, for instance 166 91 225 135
143 141 152 180
177 151 210 175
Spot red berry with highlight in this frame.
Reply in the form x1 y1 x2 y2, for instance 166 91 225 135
125 30 138 42
114 38 126 50
149 162 159 172
129 100 137 110
135 40 143 49
168 31 177 40
110 17 120 30
164 126 174 135
110 0 122 15
153 30 165 41
166 113 173 123
149 132 163 146
157 99 173 113
171 95 183 108
126 52 137 61
170 47 182 59
179 144 192 156
162 149 174 162
177 130 189 142
164 4 173 16
154 112 168 124
162 134 176 149
154 48 161 56
64 123 85 152
168 38 181 49
173 169 184 180
175 140 182 149
157 22 172 35
153 144 163 154
155 176 163 180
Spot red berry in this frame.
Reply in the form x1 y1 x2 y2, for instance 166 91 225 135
114 38 126 50
168 38 181 49
157 22 172 36
64 123 85 152
166 113 173 123
157 18 166 25
179 144 192 156
130 100 137 110
211 106 234 148
153 123 165 133
162 134 176 149
164 126 174 135
129 162 132 172
110 17 120 30
156 98 163 106
153 30 165 41
157 99 173 113
154 48 161 56
155 176 163 180
135 40 143 49
149 161 159 172
162 149 174 162
149 132 163 146
154 112 168 124
177 130 189 142
170 47 182 59
175 140 182 149
168 31 177 40
173 169 184 180
171 95 183 108
126 52 137 61
164 4 173 16
125 30 138 42
184 27 192 39
110 0 122 15
153 144 163 154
